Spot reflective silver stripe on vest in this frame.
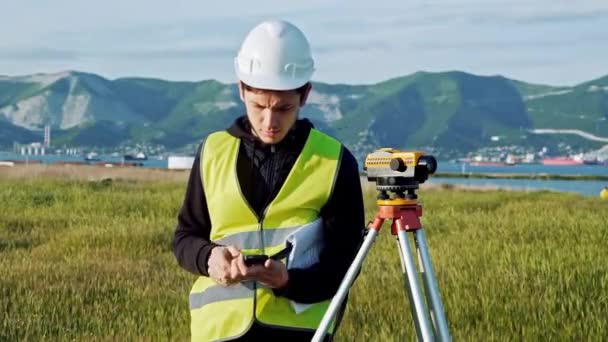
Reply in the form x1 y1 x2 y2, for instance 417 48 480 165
190 281 255 310
214 224 305 249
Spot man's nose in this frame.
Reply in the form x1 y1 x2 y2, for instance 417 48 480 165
263 109 279 127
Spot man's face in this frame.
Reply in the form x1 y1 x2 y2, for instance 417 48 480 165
239 82 311 144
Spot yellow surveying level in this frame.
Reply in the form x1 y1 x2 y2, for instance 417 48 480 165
313 148 451 342
365 148 437 183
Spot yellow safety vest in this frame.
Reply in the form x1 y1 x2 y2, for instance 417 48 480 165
190 129 342 341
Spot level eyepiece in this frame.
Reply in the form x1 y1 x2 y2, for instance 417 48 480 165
418 155 437 174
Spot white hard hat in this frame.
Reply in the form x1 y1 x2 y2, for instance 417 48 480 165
235 20 315 91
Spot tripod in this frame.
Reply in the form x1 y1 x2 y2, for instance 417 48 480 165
312 189 451 342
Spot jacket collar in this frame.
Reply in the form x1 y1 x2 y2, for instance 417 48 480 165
226 116 313 150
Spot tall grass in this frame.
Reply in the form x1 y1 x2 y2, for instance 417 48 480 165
1 175 606 341
344 188 608 341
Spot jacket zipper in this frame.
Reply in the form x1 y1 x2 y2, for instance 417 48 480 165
258 144 277 254
253 145 277 325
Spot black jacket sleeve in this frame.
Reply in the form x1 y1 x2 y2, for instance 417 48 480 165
172 143 221 276
274 147 365 303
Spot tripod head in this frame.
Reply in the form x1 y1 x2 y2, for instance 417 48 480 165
364 148 437 202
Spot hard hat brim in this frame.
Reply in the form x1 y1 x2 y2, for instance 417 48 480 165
235 67 313 91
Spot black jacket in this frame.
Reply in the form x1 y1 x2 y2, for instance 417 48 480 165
172 116 365 304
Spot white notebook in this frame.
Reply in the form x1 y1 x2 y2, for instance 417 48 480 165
285 218 325 314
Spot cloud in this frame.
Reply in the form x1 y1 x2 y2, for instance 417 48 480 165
321 2 608 29
1 48 81 61
470 8 608 26
114 46 235 60
314 40 393 55
410 34 608 51
2 0 607 86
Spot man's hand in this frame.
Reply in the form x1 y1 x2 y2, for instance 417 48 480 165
207 246 249 286
247 259 289 289
207 246 289 289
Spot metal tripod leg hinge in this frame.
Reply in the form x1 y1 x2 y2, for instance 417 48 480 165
312 202 451 342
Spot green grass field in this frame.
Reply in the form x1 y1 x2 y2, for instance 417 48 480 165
1 176 607 341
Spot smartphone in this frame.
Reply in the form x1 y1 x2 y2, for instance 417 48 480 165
243 254 268 266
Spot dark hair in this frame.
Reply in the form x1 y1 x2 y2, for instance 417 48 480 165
241 81 310 96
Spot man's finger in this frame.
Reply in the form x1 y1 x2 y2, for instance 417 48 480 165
246 264 266 278
230 260 246 282
217 246 231 259
235 256 250 277
226 246 242 258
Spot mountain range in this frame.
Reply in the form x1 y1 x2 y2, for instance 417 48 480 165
1 70 607 159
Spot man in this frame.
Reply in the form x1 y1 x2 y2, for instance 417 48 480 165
173 19 364 341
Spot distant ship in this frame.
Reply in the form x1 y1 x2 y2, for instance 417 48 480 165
124 152 148 161
84 152 101 162
469 161 510 166
542 157 584 166
582 158 603 165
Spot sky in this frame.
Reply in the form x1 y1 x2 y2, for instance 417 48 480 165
2 0 607 86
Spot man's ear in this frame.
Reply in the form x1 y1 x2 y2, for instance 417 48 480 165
238 81 246 102
299 83 312 107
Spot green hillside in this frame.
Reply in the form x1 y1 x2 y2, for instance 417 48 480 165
1 71 607 155
525 82 608 135
330 71 540 157
53 121 131 147
0 119 41 146
0 81 44 107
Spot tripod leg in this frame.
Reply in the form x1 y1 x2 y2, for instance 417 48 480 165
394 235 422 339
396 229 434 341
312 227 379 342
394 228 420 337
414 229 451 342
